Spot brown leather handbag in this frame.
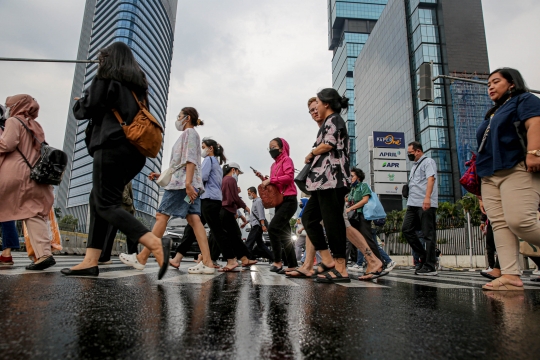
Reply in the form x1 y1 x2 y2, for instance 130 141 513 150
258 163 284 209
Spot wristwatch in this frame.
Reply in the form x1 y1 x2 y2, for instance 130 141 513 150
527 150 540 156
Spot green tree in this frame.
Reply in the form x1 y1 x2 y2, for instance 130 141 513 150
53 207 62 219
58 215 79 231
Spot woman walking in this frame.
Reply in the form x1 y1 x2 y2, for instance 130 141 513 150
121 107 215 274
0 95 55 270
256 138 298 273
169 138 227 269
302 88 351 284
219 163 258 271
66 42 168 278
477 67 540 291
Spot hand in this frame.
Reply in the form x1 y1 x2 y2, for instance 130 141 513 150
186 183 198 203
479 199 486 215
480 223 485 232
240 222 247 229
262 226 267 232
346 207 353 213
527 154 540 172
422 197 431 211
262 179 270 187
305 152 314 164
244 206 250 214
149 172 160 181
74 97 80 101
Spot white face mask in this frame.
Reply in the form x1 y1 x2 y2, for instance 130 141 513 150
248 195 254 200
4 106 10 119
201 148 209 158
232 171 238 182
175 116 188 131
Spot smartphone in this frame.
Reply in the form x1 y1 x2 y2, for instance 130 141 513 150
184 188 199 204
250 166 258 173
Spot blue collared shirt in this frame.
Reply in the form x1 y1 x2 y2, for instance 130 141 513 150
200 156 222 201
249 197 266 227
407 155 438 208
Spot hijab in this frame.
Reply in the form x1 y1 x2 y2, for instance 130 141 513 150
5 94 45 151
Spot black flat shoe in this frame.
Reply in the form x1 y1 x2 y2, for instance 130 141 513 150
158 236 172 280
61 266 99 276
270 265 283 273
25 256 56 270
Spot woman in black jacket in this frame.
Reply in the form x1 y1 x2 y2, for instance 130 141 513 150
62 42 169 278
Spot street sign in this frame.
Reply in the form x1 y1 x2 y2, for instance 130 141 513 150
373 131 405 149
374 171 408 183
373 159 407 171
374 183 404 195
373 148 407 160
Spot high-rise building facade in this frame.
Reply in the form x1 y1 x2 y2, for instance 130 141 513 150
328 0 388 166
57 0 178 227
353 0 491 204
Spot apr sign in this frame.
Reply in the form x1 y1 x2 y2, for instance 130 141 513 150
373 159 407 171
373 148 406 160
373 131 405 149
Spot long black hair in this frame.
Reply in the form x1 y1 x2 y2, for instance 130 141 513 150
203 138 227 165
485 67 529 118
317 88 349 114
97 42 148 91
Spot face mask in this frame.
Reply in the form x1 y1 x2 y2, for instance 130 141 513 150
201 148 209 158
269 149 281 159
4 106 10 119
352 180 358 187
232 172 239 182
408 153 416 161
248 195 254 200
175 116 188 131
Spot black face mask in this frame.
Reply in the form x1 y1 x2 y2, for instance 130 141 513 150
408 153 416 161
269 149 281 159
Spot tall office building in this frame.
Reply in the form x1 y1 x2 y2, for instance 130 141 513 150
56 0 178 227
353 0 491 204
328 0 388 166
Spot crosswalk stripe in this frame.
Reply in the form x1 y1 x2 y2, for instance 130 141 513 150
380 276 476 289
392 271 540 289
163 273 221 284
250 267 299 286
337 280 389 288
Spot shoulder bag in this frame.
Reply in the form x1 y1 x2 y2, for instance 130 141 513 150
402 157 427 198
15 117 68 186
294 163 312 195
363 184 387 221
156 163 186 187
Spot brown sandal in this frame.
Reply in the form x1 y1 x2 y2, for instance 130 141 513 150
482 278 524 291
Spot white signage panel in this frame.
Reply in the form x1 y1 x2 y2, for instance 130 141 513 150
373 159 407 172
373 148 407 160
374 183 405 195
374 171 408 183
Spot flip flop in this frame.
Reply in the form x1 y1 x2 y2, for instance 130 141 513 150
242 260 258 268
359 268 389 281
482 278 524 291
286 269 315 278
316 268 351 283
218 266 241 272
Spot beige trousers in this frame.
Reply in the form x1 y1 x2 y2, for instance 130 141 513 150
23 215 52 259
482 162 540 275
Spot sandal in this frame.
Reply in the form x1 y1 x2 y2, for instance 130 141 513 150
188 261 216 275
219 265 241 272
316 268 351 283
482 278 524 291
286 269 315 278
480 272 499 281
158 237 171 280
242 260 258 268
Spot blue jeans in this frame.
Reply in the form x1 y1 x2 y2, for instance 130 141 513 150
300 249 322 264
1 221 20 250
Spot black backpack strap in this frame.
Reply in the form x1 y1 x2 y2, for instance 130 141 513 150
13 116 42 169
513 94 527 154
409 157 427 182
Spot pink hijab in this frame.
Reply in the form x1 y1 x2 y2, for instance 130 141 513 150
5 94 45 150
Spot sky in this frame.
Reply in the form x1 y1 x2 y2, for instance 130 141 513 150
1 0 539 198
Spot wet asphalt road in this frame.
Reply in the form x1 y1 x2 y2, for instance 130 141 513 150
1 254 540 360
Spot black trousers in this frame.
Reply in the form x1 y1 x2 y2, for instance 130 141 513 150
219 209 249 260
303 188 349 259
175 199 225 258
349 214 383 261
246 224 274 261
99 224 139 262
402 206 437 268
87 141 148 250
485 222 497 269
268 196 298 266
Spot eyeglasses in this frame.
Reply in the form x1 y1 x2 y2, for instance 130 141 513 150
308 108 317 114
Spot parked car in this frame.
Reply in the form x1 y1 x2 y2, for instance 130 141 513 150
166 217 209 259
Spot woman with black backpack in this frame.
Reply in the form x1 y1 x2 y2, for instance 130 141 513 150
64 42 169 278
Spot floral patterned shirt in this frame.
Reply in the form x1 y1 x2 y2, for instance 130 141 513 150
306 112 351 191
165 128 203 191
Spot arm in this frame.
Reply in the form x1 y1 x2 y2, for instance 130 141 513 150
269 157 294 187
72 79 113 120
423 176 436 211
524 116 540 172
185 162 198 202
227 178 247 210
0 118 22 153
305 118 338 163
347 195 370 212
201 157 211 183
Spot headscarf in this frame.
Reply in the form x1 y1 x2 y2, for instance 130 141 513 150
5 94 45 151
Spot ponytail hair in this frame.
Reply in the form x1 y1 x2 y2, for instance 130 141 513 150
181 107 204 127
316 88 349 114
222 164 232 178
202 138 227 165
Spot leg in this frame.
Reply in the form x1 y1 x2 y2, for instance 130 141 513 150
245 225 259 258
269 197 298 269
401 207 426 263
352 215 383 261
255 228 274 261
186 213 213 268
302 191 326 252
485 222 496 269
137 212 170 265
24 216 52 261
1 221 20 258
346 226 383 273
99 225 118 263
295 235 306 261
217 209 247 270
419 207 437 269
378 245 392 264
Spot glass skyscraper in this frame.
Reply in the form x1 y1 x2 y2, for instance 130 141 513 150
328 0 388 166
56 0 178 228
353 0 491 203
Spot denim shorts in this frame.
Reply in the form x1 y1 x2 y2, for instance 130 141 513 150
157 189 201 218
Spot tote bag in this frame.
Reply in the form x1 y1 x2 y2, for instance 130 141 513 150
363 185 386 221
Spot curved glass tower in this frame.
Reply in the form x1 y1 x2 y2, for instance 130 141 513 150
57 0 178 229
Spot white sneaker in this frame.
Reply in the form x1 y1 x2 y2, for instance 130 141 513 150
348 264 364 272
188 261 216 275
119 253 145 270
386 260 397 272
481 267 493 274
533 268 540 275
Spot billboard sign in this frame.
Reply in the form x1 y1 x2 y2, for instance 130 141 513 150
373 148 406 160
373 159 407 171
374 171 408 183
373 131 405 149
375 183 404 195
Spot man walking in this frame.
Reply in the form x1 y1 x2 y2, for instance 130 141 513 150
402 141 438 276
245 187 274 261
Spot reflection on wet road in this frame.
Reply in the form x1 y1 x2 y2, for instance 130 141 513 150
1 255 540 359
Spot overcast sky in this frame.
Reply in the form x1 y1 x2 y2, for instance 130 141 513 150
1 0 539 196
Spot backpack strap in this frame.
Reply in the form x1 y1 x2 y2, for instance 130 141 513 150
112 91 147 127
13 117 40 169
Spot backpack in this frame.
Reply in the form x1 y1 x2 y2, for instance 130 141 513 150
113 91 163 158
15 117 68 186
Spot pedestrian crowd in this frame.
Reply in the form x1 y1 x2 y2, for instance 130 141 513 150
1 42 540 290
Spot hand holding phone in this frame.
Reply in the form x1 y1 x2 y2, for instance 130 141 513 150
185 185 199 204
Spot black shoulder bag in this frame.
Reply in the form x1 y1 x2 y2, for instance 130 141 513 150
15 117 68 186
402 157 427 198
